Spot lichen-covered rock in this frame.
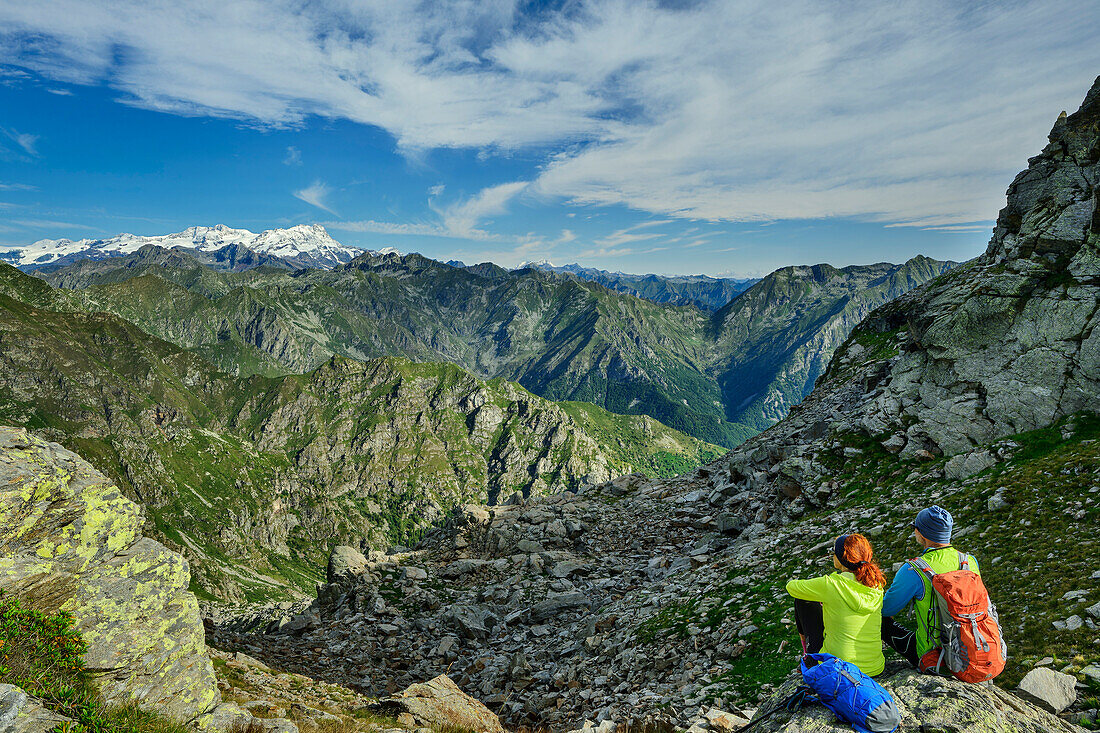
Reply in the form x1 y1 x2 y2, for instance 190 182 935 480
755 666 1083 732
372 674 505 733
0 427 221 725
0 683 74 733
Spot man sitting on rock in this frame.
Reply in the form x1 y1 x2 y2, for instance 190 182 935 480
880 505 979 667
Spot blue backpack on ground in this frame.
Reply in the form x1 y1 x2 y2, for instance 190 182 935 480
800 653 901 733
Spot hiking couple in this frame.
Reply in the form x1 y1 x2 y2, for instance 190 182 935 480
786 505 1005 682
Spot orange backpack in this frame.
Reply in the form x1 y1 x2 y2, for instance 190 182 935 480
908 551 1007 682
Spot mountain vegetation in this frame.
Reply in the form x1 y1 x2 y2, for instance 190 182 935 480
0 264 720 601
30 245 952 448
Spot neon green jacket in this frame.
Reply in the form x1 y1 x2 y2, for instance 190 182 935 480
786 572 886 676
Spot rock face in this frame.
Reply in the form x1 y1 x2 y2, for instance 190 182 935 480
0 427 225 726
693 74 1100 516
373 675 505 733
755 666 1083 732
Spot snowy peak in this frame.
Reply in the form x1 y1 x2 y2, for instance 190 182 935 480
2 224 362 271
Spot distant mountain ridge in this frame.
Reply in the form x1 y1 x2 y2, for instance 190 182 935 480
31 243 954 447
1 223 362 271
519 261 759 311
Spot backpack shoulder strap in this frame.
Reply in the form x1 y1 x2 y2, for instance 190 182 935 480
957 550 969 570
907 557 935 578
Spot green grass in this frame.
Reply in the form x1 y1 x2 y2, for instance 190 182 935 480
0 592 191 733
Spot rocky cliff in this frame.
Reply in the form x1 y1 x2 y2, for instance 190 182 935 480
0 427 234 728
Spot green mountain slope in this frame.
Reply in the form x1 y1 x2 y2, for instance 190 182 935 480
713 256 954 430
33 246 951 447
0 264 721 601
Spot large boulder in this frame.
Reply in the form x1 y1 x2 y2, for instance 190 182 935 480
1016 667 1079 715
753 665 1083 732
0 427 229 727
372 675 505 733
326 545 368 584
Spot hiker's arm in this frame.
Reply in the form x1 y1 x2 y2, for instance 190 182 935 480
785 575 828 602
881 565 922 616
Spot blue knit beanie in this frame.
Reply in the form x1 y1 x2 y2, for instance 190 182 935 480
913 505 952 544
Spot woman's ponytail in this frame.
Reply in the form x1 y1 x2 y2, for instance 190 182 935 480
843 534 887 589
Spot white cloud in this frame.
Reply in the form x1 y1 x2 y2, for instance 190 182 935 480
0 182 36 191
1 128 39 156
283 146 302 165
293 180 338 215
432 181 528 239
0 0 1098 228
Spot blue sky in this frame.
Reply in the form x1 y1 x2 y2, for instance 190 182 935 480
1 0 1098 277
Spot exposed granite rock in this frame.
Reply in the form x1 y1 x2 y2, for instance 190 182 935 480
692 75 1100 523
0 427 224 726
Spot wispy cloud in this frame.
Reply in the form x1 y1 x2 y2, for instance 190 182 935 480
283 146 301 165
594 220 674 247
432 181 528 239
293 180 337 215
10 218 104 230
0 182 36 191
0 1 1097 230
1 128 39 157
325 219 445 237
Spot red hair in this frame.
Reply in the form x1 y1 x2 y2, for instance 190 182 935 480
843 534 887 589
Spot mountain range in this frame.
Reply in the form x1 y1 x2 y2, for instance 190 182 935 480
519 262 759 312
26 244 953 447
0 223 363 271
0 260 722 600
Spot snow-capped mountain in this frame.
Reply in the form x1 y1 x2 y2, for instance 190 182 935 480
1 224 362 271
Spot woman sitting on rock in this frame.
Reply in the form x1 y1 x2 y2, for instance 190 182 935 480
785 533 887 676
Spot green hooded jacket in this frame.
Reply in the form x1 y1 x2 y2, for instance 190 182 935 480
786 571 885 676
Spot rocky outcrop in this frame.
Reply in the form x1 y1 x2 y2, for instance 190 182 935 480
1016 668 1079 715
754 666 1083 732
683 75 1100 519
0 427 234 728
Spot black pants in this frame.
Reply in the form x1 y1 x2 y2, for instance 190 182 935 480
882 616 919 666
794 599 824 654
